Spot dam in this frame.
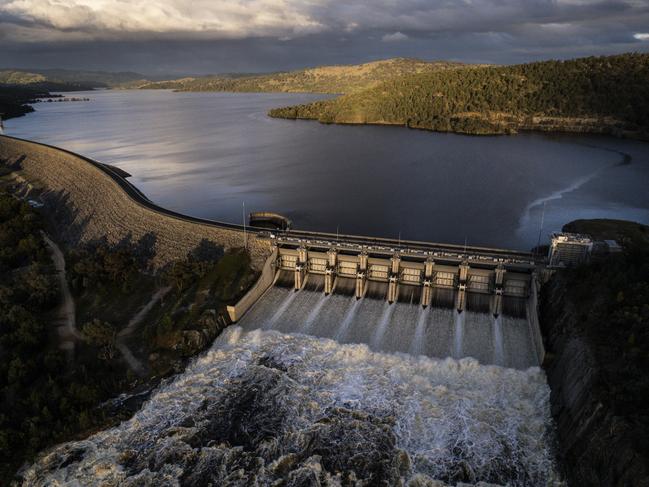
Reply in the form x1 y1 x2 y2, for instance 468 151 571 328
2 135 559 485
233 233 545 370
1 134 546 370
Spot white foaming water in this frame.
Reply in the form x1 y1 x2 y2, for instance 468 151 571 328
409 307 428 355
453 312 465 359
300 292 329 333
371 301 396 350
21 328 559 486
493 315 505 366
241 286 537 369
264 288 298 329
334 297 361 341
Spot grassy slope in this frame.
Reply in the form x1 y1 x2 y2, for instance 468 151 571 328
140 58 470 94
269 53 649 139
0 70 47 85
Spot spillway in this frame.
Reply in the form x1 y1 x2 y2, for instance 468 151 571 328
239 282 538 369
20 250 556 485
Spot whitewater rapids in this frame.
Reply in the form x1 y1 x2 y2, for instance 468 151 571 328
20 327 559 486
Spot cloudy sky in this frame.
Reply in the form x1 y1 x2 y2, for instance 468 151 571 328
1 0 648 75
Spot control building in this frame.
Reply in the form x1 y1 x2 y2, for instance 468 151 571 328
548 232 593 268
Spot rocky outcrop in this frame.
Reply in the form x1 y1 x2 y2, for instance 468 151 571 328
541 275 649 487
176 309 229 356
0 136 270 269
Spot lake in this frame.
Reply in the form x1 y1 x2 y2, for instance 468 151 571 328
6 89 649 250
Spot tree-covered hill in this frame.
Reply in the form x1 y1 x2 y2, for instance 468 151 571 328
0 68 148 89
0 68 148 120
140 58 471 94
0 85 51 120
269 53 649 140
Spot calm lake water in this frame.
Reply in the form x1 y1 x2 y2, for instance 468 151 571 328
6 89 649 250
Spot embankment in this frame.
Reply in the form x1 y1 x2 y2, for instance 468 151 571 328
541 272 649 486
0 135 270 269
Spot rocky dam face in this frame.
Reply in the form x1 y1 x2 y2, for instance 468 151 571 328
20 276 559 486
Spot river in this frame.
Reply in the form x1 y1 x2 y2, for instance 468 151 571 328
6 89 649 250
20 327 559 486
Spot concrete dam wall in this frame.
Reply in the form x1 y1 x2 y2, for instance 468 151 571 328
0 136 271 269
237 236 545 369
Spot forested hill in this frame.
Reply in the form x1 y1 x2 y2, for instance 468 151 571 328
0 69 148 120
140 58 470 94
0 68 147 88
269 53 649 140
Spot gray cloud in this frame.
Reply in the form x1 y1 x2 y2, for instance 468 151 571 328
0 0 648 73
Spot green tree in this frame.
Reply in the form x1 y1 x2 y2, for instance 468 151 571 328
82 319 118 360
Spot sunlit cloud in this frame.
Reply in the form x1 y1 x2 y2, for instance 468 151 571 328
382 32 408 42
0 0 327 40
634 33 649 40
2 0 648 44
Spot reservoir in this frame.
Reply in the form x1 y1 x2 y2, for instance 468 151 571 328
6 89 649 249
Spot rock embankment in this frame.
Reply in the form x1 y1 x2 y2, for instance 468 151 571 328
0 136 270 269
541 274 649 486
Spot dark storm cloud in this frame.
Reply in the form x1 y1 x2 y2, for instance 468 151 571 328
0 0 648 74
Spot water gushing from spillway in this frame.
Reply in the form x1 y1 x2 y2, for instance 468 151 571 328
453 311 465 359
241 284 539 370
334 297 361 341
263 287 298 329
409 307 428 356
301 292 329 333
493 315 505 366
371 301 395 350
21 328 559 486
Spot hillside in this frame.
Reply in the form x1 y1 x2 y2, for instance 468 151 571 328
0 85 51 119
0 68 149 120
269 53 649 139
0 70 46 85
0 68 148 89
140 58 470 94
541 219 649 485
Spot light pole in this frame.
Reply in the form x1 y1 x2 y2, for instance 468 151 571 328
243 201 247 249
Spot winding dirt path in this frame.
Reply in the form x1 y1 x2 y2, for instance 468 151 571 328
41 232 80 359
117 286 171 376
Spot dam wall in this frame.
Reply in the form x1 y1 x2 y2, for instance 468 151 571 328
272 236 536 315
0 136 271 269
233 236 545 369
226 246 278 322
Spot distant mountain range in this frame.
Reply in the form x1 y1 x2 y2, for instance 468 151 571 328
0 68 148 89
139 58 472 94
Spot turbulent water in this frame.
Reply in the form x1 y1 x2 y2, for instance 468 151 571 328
21 327 558 486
